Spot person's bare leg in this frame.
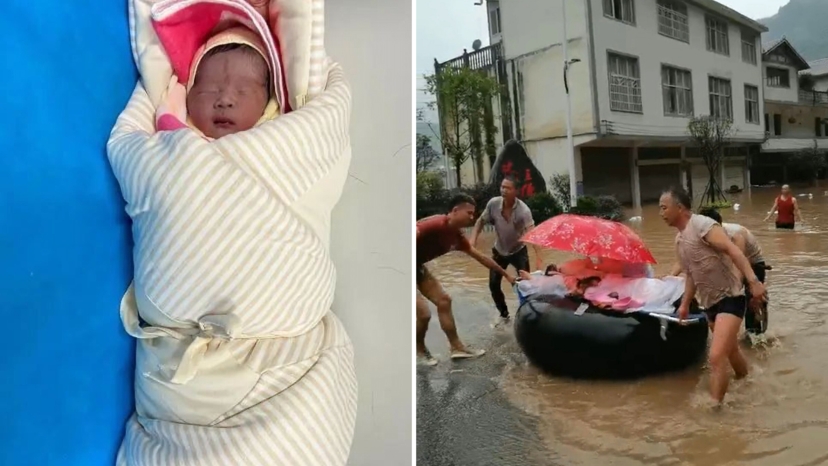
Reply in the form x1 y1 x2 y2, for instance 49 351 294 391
729 344 749 380
416 293 432 355
708 313 744 403
419 273 465 353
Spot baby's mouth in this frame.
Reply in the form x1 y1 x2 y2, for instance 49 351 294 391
213 117 235 128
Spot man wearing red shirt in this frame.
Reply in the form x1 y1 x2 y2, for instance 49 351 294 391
417 194 516 366
763 184 801 229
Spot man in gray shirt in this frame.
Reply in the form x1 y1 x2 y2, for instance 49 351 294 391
470 177 542 319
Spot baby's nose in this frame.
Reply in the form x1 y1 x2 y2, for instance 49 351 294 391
215 93 235 108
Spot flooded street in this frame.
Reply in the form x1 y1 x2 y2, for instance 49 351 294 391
417 187 828 466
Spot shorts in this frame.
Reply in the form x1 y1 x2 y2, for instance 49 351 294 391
704 295 747 322
776 222 795 230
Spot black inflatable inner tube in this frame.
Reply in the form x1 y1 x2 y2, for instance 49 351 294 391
514 296 709 379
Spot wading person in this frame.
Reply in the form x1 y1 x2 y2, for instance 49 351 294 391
659 187 767 404
697 207 770 335
763 184 801 229
470 177 542 321
416 194 517 366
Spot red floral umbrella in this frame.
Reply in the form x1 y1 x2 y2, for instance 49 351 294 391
521 214 657 264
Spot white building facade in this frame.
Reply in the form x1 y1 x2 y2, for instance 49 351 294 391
494 0 768 207
753 39 828 184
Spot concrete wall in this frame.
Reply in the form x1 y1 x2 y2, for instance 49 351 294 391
588 0 765 140
523 135 592 183
763 62 800 103
326 1 411 464
500 0 596 141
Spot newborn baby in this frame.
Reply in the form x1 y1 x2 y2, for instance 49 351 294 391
187 43 271 139
154 26 280 139
111 3 357 464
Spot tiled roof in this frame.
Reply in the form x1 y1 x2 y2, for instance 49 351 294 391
803 57 828 77
762 37 811 71
762 38 783 53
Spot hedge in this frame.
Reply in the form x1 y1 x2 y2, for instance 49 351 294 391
416 179 624 224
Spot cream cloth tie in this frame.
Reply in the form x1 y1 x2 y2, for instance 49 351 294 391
120 283 244 385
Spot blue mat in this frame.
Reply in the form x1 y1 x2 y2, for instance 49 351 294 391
0 1 137 464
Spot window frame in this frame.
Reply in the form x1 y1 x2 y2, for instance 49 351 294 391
741 30 757 65
489 6 501 36
708 75 733 121
766 66 791 88
607 51 643 114
656 0 689 43
661 64 694 117
705 16 730 56
744 84 760 125
603 0 636 26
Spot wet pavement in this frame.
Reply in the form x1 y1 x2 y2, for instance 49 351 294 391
416 289 559 466
417 186 828 466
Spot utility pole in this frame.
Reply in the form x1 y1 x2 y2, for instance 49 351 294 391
561 0 579 208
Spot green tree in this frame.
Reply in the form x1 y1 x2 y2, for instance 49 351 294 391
416 133 441 173
687 115 733 207
787 140 828 185
424 66 501 186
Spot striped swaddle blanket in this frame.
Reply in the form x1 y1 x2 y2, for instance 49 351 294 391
108 0 356 464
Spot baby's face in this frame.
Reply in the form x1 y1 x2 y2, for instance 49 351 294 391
187 46 269 139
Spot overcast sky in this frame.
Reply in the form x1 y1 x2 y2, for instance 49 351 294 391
416 0 790 121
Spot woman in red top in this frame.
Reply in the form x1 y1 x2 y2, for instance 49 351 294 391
764 184 801 229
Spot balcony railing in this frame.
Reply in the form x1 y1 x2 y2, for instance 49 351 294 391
798 90 828 106
435 43 503 73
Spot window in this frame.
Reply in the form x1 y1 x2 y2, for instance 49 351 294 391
608 53 642 113
657 1 689 42
764 113 769 133
741 31 757 65
773 114 782 135
708 76 732 120
662 66 693 116
768 52 789 65
489 6 501 36
603 0 635 25
744 85 759 124
705 16 729 55
766 67 790 88
816 117 823 137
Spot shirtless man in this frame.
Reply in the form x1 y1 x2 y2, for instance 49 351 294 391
659 187 767 404
416 194 517 366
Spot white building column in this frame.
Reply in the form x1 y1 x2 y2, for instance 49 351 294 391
744 151 751 191
574 146 583 182
630 146 641 210
679 146 688 190
574 146 583 196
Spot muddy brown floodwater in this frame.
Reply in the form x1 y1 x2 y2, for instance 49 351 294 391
418 187 828 466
